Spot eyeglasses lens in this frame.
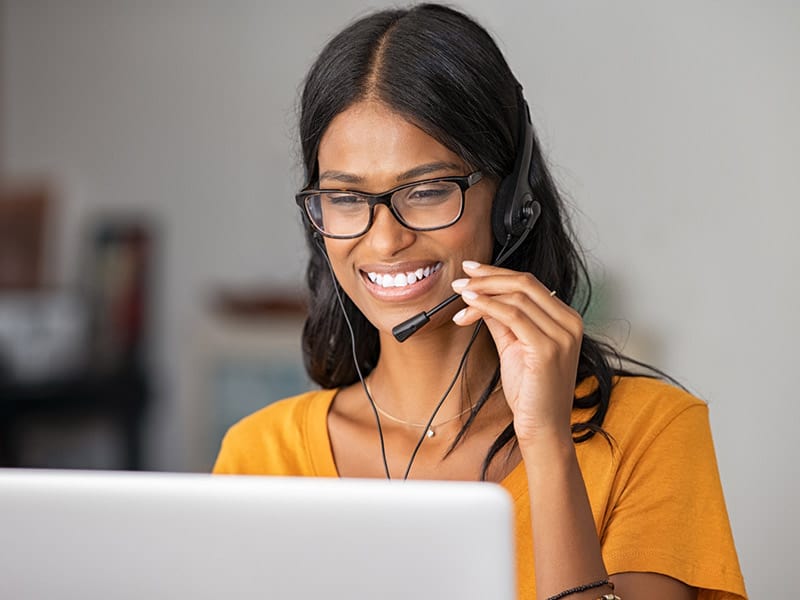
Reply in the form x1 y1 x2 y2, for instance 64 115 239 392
306 181 462 237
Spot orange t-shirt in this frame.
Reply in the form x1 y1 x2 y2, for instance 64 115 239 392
213 376 747 599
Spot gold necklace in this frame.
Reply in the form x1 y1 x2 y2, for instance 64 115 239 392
366 381 502 438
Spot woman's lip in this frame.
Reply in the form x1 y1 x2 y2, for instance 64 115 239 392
358 260 441 274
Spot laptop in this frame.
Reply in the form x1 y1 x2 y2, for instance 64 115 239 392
0 469 516 600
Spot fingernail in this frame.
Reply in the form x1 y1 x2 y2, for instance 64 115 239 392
461 289 478 301
462 260 481 270
451 278 468 291
452 308 467 322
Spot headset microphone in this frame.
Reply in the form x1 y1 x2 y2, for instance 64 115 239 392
392 86 541 343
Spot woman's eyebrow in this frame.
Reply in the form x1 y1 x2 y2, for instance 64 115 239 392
396 162 462 181
318 170 364 184
318 161 463 186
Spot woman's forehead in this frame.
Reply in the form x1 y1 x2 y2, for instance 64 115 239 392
317 101 466 187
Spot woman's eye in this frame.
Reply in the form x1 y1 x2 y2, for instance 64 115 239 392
326 194 364 206
411 188 445 198
406 185 452 203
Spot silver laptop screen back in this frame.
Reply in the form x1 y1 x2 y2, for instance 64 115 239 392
0 469 516 600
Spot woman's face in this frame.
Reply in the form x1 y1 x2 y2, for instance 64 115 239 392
316 100 497 336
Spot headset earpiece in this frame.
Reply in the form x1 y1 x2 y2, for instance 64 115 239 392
491 176 517 243
491 86 541 245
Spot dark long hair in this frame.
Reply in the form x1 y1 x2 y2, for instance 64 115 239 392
297 4 636 476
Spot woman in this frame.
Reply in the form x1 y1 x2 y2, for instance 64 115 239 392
213 4 746 599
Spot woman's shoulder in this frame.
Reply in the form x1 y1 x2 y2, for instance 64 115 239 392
599 375 710 452
609 375 708 419
577 374 705 421
212 388 337 475
227 388 335 436
610 375 704 411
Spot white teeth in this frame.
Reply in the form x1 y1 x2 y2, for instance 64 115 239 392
366 262 442 289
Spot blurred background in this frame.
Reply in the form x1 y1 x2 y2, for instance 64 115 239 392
0 1 797 595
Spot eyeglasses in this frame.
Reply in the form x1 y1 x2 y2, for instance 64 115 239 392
296 171 483 239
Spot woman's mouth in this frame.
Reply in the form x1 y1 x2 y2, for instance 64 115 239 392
364 262 443 289
359 261 445 301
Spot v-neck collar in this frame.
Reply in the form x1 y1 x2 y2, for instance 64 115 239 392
303 388 528 498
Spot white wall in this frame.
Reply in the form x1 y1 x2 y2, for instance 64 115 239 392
2 1 797 595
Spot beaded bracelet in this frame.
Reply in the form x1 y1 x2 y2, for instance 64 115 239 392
546 578 615 600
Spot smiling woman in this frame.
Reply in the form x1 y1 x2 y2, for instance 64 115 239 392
212 4 747 600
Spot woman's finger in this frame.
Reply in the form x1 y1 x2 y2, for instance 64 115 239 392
455 289 572 352
452 274 583 342
459 261 577 327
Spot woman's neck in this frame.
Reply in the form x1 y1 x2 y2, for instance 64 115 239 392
366 321 498 422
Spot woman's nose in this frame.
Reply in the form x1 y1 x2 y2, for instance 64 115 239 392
364 204 416 256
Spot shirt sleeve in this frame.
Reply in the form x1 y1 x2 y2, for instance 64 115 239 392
600 403 747 599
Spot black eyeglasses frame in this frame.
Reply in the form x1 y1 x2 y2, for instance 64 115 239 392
295 171 483 239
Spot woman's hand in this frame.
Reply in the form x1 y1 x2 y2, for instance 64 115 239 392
451 260 584 445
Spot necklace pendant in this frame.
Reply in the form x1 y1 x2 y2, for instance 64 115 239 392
426 428 435 438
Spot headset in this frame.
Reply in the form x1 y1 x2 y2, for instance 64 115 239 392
491 86 542 247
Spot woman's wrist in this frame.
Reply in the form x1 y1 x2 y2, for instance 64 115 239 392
517 425 575 455
519 428 579 481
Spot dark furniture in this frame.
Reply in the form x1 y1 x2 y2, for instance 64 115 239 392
0 367 149 470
